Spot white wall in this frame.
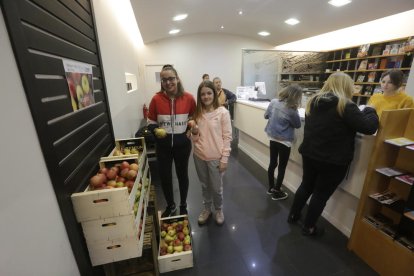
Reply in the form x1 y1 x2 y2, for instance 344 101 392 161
137 33 273 104
92 0 146 138
0 9 79 276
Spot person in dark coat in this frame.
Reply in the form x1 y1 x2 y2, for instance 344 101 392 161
288 72 379 236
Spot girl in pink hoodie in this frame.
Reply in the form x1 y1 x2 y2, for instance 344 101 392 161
189 81 232 225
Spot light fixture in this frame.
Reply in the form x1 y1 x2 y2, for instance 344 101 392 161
173 14 188 21
238 10 243 15
328 0 352 7
285 18 300 25
220 25 224 29
258 31 270 36
169 29 180 34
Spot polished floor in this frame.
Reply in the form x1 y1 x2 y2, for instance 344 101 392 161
150 146 378 276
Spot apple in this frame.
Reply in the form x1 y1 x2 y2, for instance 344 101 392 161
168 229 176 237
76 84 83 100
106 168 117 180
161 231 167 238
173 239 181 246
164 234 174 243
90 174 104 188
116 181 125 188
167 245 174 254
120 168 129 178
183 219 189 226
99 167 108 175
173 245 183 253
182 226 189 235
107 180 117 188
160 247 167 256
154 128 167 138
117 177 126 183
177 232 185 241
129 163 139 171
126 170 137 180
81 75 90 94
125 180 134 189
111 166 119 174
183 238 191 245
183 244 192 251
121 161 130 170
175 224 183 233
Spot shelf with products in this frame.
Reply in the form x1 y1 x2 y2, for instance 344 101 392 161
348 108 414 275
325 37 414 105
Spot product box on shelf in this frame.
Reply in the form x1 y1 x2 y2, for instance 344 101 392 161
158 215 193 273
101 137 146 161
71 156 144 222
87 196 149 266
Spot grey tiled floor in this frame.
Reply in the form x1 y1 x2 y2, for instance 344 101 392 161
150 147 378 276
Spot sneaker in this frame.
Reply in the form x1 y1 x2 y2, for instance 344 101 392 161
302 226 325 237
287 213 301 224
271 190 288 201
215 210 224 225
180 205 188 215
267 187 276 195
161 204 177 218
198 208 211 224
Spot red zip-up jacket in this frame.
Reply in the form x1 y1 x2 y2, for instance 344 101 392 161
147 91 196 148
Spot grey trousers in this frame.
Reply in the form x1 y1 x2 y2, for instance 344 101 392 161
193 155 224 210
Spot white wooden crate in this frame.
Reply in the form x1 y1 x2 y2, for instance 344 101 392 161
87 195 148 266
100 137 146 161
157 215 194 273
71 156 144 222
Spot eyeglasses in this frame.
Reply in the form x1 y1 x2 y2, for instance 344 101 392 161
161 77 176 83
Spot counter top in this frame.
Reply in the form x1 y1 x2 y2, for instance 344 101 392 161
237 100 305 118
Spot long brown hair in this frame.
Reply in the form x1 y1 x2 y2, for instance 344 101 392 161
160 64 185 97
278 84 303 109
193 80 219 122
306 72 353 117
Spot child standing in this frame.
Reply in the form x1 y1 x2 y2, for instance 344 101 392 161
190 81 232 225
264 84 302 200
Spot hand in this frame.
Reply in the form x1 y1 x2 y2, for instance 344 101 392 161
219 162 227 173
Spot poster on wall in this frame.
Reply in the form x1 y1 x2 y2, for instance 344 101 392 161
63 59 94 111
254 82 266 96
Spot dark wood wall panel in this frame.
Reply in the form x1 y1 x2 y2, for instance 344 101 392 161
17 0 96 52
23 24 99 64
31 0 94 38
1 0 113 274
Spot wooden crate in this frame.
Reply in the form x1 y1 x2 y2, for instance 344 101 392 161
87 194 148 266
101 137 146 161
157 215 193 273
71 156 144 222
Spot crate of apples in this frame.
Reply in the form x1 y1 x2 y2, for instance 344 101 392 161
158 215 193 273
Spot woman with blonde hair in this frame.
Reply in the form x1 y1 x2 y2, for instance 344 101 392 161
288 72 379 236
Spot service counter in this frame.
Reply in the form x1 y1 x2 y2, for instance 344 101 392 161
234 100 376 237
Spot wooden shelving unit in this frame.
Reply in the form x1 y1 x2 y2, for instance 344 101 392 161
325 37 414 106
348 108 414 276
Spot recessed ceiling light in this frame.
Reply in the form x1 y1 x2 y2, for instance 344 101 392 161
285 18 300 25
220 25 224 29
328 0 352 7
238 10 243 15
258 31 270 37
173 14 188 21
169 29 180 35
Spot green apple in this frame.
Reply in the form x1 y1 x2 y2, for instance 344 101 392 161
167 245 173 254
81 75 90 94
168 229 176 237
154 128 167 138
182 227 189 235
173 245 183 253
161 231 167 238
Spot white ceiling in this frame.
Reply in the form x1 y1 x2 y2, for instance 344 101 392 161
131 0 414 46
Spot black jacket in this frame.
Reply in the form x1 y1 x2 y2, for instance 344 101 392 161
299 93 379 165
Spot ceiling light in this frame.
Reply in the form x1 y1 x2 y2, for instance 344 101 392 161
258 31 270 36
220 25 224 29
173 14 188 21
169 29 180 34
285 18 300 25
328 0 352 7
239 11 243 15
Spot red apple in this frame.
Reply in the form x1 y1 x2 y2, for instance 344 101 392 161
173 239 181 246
125 180 134 189
90 175 104 188
184 244 192 251
120 168 129 178
121 161 130 170
129 163 139 172
177 232 185 241
117 177 126 183
126 170 137 180
99 167 108 175
107 180 117 188
106 169 117 180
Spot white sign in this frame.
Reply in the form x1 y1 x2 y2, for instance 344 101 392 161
236 86 256 100
254 82 266 95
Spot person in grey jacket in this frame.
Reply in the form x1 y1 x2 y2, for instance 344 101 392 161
264 85 303 200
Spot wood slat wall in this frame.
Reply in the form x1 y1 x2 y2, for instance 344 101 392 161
1 0 114 274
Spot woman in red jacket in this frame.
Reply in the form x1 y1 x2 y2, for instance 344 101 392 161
147 65 196 217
